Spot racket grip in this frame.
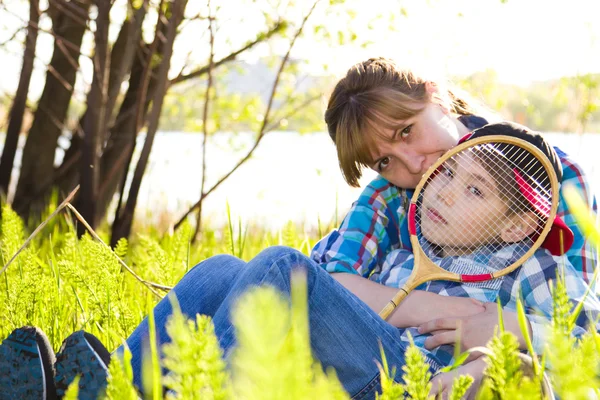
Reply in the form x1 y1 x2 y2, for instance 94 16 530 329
379 288 409 320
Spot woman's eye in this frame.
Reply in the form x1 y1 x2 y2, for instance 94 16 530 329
441 165 454 178
378 157 390 172
468 186 484 197
400 124 412 139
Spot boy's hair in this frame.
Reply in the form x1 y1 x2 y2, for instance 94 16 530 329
467 121 562 231
325 57 477 187
472 147 531 216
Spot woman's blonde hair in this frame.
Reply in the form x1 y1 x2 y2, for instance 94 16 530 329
325 57 477 187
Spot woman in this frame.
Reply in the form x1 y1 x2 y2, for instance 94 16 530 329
1 58 596 400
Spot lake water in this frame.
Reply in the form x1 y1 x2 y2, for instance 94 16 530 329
127 131 600 230
2 131 599 231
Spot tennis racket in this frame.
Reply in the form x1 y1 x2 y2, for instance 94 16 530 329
379 131 564 320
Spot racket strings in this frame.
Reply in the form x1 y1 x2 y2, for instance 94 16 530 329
416 142 553 257
477 144 552 217
479 143 552 199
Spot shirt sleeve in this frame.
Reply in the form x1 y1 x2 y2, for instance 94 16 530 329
311 176 410 277
374 248 416 287
517 251 600 351
555 146 599 285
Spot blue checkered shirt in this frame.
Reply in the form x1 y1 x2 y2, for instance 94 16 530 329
371 243 600 367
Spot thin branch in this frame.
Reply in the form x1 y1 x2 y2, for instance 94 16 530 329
173 1 319 230
264 72 311 125
264 93 322 133
48 0 90 27
0 185 80 277
114 9 162 222
46 63 74 92
66 203 171 296
0 2 92 60
193 0 215 240
0 34 91 96
54 33 82 73
169 20 285 86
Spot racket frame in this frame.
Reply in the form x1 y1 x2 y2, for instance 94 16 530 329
379 135 559 320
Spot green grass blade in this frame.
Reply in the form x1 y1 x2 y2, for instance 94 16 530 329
516 297 540 375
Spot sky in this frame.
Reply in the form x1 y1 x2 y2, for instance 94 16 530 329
0 0 599 100
296 0 600 86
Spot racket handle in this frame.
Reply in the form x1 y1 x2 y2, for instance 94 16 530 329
379 288 409 320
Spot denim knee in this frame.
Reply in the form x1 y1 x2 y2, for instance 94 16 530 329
254 245 314 271
246 246 321 292
184 254 244 279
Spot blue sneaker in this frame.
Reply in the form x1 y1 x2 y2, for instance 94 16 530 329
0 326 58 400
54 331 111 400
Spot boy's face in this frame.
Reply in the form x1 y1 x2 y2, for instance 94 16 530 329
367 102 469 189
420 152 509 255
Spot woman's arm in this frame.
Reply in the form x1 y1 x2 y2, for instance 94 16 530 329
331 273 484 328
555 146 598 283
311 176 410 277
429 357 487 400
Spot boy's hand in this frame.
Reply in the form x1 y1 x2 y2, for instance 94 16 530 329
418 302 531 354
429 357 487 400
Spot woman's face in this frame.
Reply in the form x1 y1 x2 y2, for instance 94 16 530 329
368 102 470 188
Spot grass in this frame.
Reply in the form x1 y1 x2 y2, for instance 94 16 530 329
1 183 599 399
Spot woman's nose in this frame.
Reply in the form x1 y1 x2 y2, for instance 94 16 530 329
395 147 425 175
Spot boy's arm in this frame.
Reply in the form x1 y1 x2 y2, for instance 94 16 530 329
429 357 487 399
332 273 484 328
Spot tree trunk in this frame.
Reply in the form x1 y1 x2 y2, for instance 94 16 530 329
13 0 90 218
99 44 156 233
0 0 40 197
57 1 149 214
77 0 111 235
111 0 188 244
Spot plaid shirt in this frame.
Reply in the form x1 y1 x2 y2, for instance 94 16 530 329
372 244 600 367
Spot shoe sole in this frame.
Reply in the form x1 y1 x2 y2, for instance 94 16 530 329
55 331 111 400
0 327 57 400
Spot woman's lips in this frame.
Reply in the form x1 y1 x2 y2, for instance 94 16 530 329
425 207 448 224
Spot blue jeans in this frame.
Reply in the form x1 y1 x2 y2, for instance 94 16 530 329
121 246 441 399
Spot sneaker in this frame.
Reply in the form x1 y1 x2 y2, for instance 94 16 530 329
0 326 58 400
54 330 111 400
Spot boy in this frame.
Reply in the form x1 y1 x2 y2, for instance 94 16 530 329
373 124 600 369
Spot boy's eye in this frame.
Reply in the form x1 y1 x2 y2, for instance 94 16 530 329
378 157 390 172
468 186 484 198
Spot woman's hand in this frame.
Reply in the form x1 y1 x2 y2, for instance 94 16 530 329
429 357 487 400
418 302 531 353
